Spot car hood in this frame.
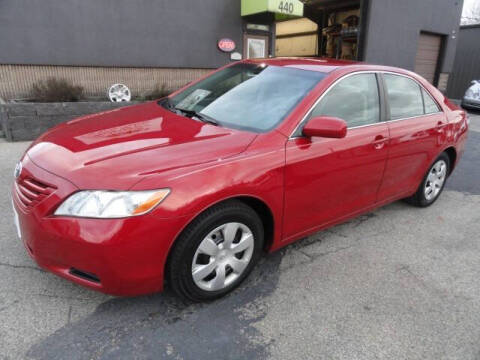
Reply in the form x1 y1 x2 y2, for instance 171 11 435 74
27 102 257 190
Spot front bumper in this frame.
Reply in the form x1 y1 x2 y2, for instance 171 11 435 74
12 156 188 296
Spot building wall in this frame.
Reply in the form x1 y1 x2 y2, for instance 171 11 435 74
363 0 463 80
447 25 480 99
0 0 242 68
0 0 242 100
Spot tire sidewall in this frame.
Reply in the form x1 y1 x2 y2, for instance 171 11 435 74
176 205 264 301
418 153 450 206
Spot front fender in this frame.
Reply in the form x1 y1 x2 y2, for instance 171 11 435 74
130 135 286 249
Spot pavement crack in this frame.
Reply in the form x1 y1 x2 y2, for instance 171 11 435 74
0 261 44 272
394 264 472 302
0 300 19 313
67 305 72 324
295 248 313 260
283 244 357 272
323 228 350 238
352 213 377 228
310 244 356 259
32 293 97 302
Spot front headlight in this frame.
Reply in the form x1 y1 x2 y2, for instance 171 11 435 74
54 189 170 218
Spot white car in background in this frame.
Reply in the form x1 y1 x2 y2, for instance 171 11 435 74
462 80 480 110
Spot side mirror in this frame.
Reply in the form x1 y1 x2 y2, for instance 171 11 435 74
303 116 347 139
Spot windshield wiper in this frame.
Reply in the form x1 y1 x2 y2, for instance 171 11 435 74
175 108 220 126
159 97 176 112
159 98 220 126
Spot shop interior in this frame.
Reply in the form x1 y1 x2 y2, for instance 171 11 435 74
275 0 366 60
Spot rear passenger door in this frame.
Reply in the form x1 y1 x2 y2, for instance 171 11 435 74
377 73 447 201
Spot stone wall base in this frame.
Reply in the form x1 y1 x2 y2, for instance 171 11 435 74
0 102 140 141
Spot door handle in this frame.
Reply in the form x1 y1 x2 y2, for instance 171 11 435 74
372 135 388 150
435 121 447 133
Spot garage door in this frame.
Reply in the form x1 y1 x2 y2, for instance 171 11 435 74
414 33 442 84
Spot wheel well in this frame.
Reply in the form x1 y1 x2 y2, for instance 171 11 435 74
164 196 275 287
168 196 275 262
444 147 457 175
235 196 275 252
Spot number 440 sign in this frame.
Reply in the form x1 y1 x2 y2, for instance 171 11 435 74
268 0 303 16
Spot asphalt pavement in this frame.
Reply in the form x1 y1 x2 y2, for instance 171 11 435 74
0 113 479 360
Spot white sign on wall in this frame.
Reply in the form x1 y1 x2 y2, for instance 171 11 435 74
230 52 242 61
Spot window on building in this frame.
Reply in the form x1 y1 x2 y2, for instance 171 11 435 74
247 38 267 58
384 74 424 120
307 73 380 128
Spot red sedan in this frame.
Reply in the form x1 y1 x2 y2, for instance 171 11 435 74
12 58 468 301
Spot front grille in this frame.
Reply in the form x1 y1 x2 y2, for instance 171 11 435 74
15 177 56 209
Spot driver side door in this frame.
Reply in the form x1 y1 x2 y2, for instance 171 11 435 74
283 72 389 241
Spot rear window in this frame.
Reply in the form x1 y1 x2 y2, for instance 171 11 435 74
384 74 441 120
422 88 441 114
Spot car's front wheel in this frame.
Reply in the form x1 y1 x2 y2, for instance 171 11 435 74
167 200 264 302
405 152 450 207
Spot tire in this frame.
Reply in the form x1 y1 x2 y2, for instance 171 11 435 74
405 152 450 207
167 200 264 302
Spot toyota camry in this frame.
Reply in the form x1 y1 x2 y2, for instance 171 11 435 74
11 58 468 301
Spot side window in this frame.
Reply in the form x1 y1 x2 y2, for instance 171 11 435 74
307 73 380 128
422 88 441 114
384 74 424 119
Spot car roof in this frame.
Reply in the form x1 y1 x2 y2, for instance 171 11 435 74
243 57 361 74
242 57 420 79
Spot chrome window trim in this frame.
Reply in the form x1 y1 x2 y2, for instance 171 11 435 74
289 70 444 139
380 112 443 124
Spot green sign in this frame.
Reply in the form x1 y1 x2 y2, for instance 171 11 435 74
241 0 304 17
268 0 304 17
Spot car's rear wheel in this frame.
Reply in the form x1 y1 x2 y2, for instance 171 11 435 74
167 200 264 302
405 153 450 207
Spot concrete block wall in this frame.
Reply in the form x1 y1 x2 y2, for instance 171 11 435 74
0 102 140 142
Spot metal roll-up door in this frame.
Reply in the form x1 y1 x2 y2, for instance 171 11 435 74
414 33 442 84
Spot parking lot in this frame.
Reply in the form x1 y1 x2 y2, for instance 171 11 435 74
0 113 479 360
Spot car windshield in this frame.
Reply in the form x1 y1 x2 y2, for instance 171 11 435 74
167 63 326 132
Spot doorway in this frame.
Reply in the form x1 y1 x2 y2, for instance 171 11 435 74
274 0 365 60
244 34 269 59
